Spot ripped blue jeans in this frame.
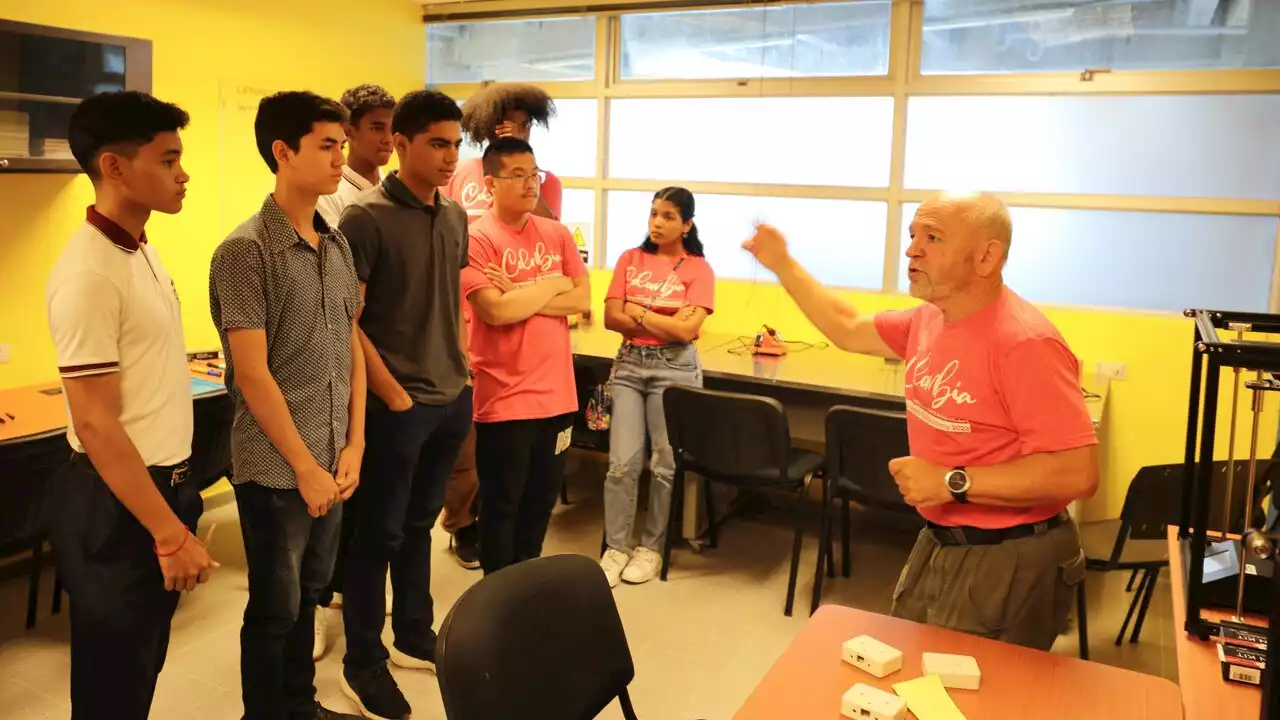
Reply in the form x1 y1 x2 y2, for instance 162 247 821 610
603 343 703 553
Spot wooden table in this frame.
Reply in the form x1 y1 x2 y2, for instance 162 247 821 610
569 323 1106 428
0 361 228 445
1167 527 1262 719
734 605 1182 719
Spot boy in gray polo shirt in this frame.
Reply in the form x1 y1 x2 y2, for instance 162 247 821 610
336 89 472 720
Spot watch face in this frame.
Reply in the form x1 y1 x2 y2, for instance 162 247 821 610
946 469 970 493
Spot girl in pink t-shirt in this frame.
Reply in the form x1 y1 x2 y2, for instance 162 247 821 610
599 187 716 587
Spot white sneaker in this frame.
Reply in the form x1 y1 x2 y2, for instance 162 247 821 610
599 548 631 588
621 547 661 585
313 609 329 661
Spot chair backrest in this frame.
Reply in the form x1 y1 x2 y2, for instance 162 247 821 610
1121 459 1271 553
824 406 913 511
437 554 637 720
190 394 234 492
662 385 791 483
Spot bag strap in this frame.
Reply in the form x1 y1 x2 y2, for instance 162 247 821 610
609 255 688 384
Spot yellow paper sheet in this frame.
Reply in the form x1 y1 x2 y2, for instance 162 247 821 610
891 674 968 720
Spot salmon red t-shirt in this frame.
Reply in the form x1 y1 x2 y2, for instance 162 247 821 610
461 211 588 423
605 248 715 346
443 157 564 226
873 286 1097 530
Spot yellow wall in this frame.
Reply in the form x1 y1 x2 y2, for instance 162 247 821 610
1 1 1271 521
0 0 425 388
590 270 1280 520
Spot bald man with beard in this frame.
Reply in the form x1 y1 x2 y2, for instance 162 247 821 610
744 192 1098 650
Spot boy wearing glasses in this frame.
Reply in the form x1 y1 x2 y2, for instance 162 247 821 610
462 136 589 574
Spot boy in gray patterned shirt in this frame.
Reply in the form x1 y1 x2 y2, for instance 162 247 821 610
208 91 366 720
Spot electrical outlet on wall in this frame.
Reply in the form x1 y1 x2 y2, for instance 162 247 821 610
0 344 9 364
1097 361 1126 381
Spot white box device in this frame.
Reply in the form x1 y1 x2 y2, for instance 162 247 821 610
921 652 982 690
842 635 903 678
840 683 908 720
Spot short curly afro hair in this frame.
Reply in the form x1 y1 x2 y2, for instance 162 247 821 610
340 84 396 126
461 83 556 146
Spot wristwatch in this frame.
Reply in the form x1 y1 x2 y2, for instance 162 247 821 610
945 467 970 504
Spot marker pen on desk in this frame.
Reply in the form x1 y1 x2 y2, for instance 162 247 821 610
204 369 223 378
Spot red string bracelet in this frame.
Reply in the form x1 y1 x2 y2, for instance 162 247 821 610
155 532 189 558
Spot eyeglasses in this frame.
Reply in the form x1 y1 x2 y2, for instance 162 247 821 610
494 169 547 186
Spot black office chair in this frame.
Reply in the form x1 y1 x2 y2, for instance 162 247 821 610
812 406 918 615
660 385 825 617
190 394 234 492
436 554 639 720
1076 460 1269 655
0 433 70 629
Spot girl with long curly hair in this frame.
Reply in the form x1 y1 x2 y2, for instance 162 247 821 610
443 82 563 223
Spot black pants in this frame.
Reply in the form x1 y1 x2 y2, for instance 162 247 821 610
47 453 202 720
235 480 342 720
342 387 473 670
475 413 574 575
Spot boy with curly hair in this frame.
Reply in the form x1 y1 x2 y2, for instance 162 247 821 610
444 82 563 222
317 84 397 228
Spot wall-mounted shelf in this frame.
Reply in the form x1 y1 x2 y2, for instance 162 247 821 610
0 20 152 175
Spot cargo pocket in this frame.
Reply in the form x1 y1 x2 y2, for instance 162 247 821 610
891 530 934 621
1053 549 1087 634
962 545 1018 639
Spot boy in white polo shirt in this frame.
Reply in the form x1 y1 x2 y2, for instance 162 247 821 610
46 90 217 720
316 84 396 229
314 83 397 662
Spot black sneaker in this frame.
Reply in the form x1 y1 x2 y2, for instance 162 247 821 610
451 522 481 570
340 664 411 720
389 634 437 672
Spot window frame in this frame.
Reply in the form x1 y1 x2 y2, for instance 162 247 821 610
423 0 1280 314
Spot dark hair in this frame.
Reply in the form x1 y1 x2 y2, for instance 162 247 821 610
641 187 704 257
460 82 555 145
392 89 462 140
340 84 396 126
254 91 347 173
68 91 190 180
481 136 535 177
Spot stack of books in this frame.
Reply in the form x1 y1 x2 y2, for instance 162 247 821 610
42 138 73 160
0 110 30 157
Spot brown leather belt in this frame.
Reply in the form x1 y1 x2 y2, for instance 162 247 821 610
927 511 1068 547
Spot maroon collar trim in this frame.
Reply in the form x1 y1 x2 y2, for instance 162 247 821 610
86 205 147 252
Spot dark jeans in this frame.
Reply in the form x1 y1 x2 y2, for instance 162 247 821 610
342 387 473 670
235 480 342 720
47 453 202 720
319 490 357 607
475 413 574 575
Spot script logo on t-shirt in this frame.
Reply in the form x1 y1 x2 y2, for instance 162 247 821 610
625 267 686 307
458 180 491 217
904 352 978 434
501 242 564 281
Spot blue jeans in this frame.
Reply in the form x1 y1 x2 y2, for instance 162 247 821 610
235 480 342 720
603 343 703 553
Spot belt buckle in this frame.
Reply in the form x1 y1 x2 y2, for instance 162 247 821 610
170 463 190 487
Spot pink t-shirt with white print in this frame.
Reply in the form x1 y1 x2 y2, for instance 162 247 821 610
443 157 564 226
873 286 1097 530
605 248 715 347
461 211 588 423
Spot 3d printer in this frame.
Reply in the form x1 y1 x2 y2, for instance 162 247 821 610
1180 309 1280 719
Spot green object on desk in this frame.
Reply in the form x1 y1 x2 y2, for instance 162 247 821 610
189 377 224 396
